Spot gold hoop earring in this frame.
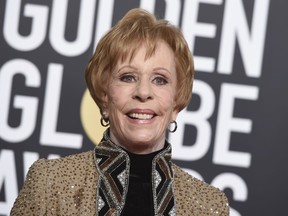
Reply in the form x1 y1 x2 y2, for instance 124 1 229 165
100 116 110 127
168 121 177 133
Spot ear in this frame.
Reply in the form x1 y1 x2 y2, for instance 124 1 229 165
103 92 109 103
171 109 178 122
101 93 109 116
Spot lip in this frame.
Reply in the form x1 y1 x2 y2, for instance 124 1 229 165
126 108 157 123
127 109 156 115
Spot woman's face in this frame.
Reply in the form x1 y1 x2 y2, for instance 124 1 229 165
105 41 178 154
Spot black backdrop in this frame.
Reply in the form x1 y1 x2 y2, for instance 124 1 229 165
0 0 287 215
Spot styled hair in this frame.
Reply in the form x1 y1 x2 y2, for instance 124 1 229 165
85 8 194 113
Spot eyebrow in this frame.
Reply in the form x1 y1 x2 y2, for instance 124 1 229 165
153 67 171 74
115 65 137 73
115 65 172 75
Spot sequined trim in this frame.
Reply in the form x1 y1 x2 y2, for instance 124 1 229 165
97 196 105 212
94 130 176 216
154 170 162 189
94 138 129 215
152 144 175 215
169 206 176 216
117 170 127 189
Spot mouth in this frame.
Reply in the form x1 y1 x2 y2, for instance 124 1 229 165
127 113 156 120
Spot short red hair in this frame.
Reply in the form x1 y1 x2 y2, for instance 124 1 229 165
85 8 194 113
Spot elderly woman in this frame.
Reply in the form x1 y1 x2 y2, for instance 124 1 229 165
11 8 229 216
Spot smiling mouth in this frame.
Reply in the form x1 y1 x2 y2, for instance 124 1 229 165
128 113 155 120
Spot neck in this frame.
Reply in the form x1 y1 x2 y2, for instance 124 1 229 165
108 130 166 154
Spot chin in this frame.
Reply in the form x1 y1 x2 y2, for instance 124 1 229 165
129 134 163 146
130 130 158 140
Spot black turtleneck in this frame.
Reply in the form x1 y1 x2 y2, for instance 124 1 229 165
120 149 162 216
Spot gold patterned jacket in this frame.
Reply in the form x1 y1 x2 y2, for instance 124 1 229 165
10 134 229 216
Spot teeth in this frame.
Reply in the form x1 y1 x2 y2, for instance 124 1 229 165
129 113 154 120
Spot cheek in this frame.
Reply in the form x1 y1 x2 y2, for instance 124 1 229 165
156 89 176 109
107 86 130 114
107 95 122 114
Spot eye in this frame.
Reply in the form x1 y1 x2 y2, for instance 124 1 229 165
153 76 168 85
120 74 136 83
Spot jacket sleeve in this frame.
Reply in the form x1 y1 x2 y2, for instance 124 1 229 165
10 159 48 216
215 187 230 215
172 164 230 215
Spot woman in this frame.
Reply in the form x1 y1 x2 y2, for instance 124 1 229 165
11 8 229 216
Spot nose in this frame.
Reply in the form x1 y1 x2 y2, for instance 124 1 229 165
133 79 153 102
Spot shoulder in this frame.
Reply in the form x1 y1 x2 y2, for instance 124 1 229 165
28 150 95 172
11 151 97 215
37 151 97 181
172 164 229 215
45 150 95 168
23 151 96 187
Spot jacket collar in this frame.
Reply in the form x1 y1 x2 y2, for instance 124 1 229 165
94 130 176 216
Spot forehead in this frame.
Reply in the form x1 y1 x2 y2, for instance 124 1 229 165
113 42 177 80
120 40 174 64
